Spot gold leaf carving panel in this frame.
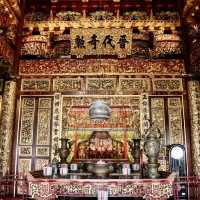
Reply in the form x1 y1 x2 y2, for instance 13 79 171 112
86 78 116 91
18 159 31 173
36 147 49 157
19 146 32 156
35 159 49 170
21 79 50 91
150 98 166 145
19 98 35 145
62 96 140 133
152 78 183 92
168 98 183 144
150 98 166 171
119 78 150 92
36 98 52 145
53 78 82 92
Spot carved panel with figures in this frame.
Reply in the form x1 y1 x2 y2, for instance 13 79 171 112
35 159 49 170
18 159 31 173
168 98 183 144
36 98 52 145
152 78 183 92
86 78 116 91
53 78 83 92
150 98 166 171
36 147 50 157
119 78 150 93
62 96 140 131
21 79 50 92
18 96 53 173
19 98 35 145
19 146 32 156
19 59 185 75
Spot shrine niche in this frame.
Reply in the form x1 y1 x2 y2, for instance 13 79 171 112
61 96 141 162
77 131 124 160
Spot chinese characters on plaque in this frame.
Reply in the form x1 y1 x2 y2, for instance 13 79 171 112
71 28 132 58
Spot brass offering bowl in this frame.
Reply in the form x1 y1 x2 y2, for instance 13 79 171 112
87 160 113 178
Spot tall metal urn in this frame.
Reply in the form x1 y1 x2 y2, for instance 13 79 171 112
144 124 161 178
59 138 72 164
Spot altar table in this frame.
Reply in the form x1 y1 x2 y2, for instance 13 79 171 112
27 173 175 200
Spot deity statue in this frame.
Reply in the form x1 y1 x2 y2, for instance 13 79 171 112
77 131 124 159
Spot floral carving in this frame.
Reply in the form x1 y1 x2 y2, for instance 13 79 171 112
19 59 185 75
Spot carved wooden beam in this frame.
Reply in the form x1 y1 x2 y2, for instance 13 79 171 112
0 0 20 24
0 35 14 65
7 0 22 19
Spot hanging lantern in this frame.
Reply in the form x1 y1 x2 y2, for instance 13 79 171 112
89 100 112 120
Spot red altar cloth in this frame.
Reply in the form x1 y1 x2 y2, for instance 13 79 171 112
27 173 175 200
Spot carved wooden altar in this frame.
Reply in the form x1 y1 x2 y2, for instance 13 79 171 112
27 172 176 200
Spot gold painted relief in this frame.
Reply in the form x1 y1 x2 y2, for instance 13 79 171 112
150 98 166 171
36 147 49 157
18 159 31 173
19 146 32 156
19 98 35 145
53 78 82 92
39 98 52 108
37 98 51 145
62 96 140 133
119 78 150 93
21 79 50 92
35 159 49 170
168 98 183 144
86 78 116 91
152 78 183 92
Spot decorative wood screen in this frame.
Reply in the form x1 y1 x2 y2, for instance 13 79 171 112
17 96 53 173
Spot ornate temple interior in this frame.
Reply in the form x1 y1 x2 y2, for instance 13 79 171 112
0 0 200 199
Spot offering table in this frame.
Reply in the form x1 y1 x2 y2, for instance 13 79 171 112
27 172 175 200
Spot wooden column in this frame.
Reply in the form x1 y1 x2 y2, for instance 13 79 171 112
188 80 200 176
0 80 16 175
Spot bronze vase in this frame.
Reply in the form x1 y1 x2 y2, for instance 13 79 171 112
133 139 141 164
144 124 161 178
59 138 71 164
